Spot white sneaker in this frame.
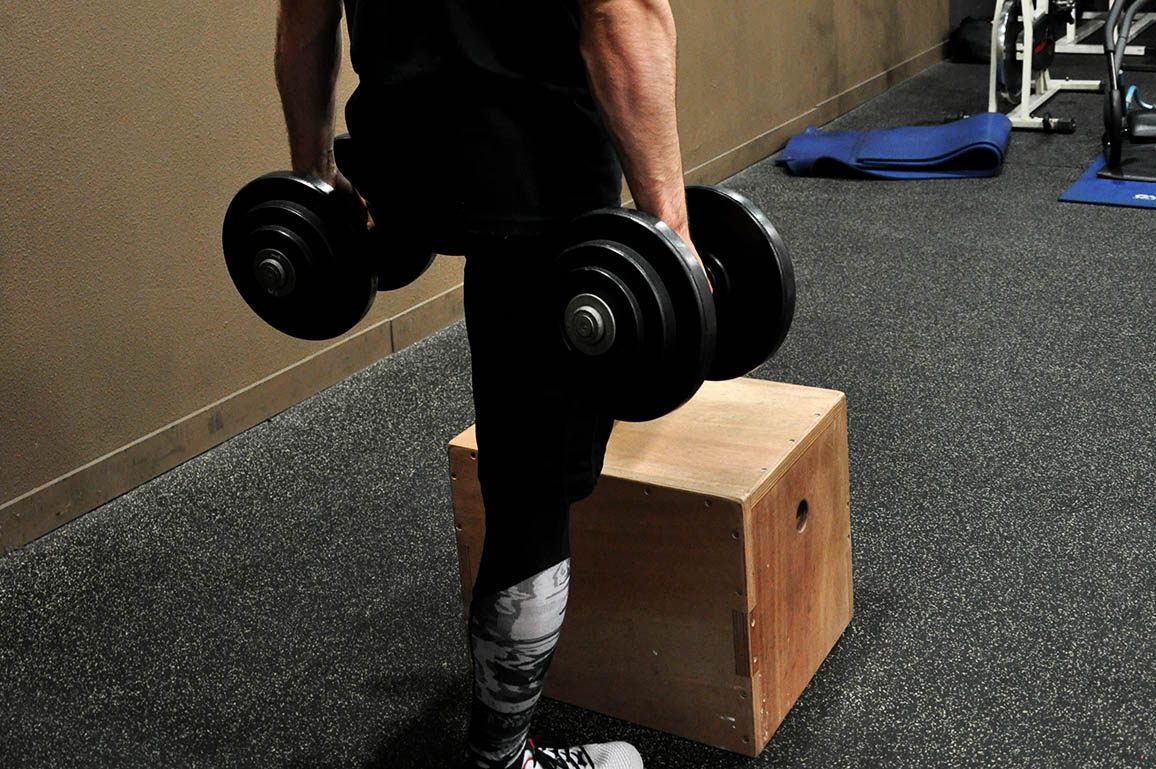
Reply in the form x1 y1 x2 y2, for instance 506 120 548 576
513 738 644 769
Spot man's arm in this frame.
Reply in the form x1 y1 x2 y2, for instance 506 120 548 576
577 0 695 253
275 0 347 187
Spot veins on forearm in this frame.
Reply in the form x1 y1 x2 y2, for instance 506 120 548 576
579 0 686 229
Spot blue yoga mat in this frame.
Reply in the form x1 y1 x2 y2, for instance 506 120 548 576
1060 155 1156 209
778 113 1013 179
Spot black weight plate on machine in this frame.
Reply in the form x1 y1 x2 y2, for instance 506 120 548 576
686 185 796 381
560 209 715 421
996 0 1035 103
223 173 377 340
997 2 1064 101
556 239 676 422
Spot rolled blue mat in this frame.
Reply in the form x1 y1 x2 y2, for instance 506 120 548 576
778 112 1013 179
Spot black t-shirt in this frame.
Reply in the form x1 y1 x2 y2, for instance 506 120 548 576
341 0 622 251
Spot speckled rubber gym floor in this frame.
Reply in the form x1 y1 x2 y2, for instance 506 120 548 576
1 57 1152 769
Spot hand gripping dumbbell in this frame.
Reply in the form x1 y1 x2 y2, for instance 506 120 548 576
222 136 436 341
553 185 795 422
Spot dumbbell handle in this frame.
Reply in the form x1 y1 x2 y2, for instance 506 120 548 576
697 250 730 304
564 293 617 356
255 249 297 297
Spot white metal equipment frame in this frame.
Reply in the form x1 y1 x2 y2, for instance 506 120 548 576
1057 8 1154 55
988 0 1102 130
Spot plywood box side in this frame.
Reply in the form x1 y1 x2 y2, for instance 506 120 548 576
544 671 758 754
745 392 847 507
752 401 853 743
554 484 757 754
449 443 482 613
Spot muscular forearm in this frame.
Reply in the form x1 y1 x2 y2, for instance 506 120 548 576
275 0 344 179
578 0 688 235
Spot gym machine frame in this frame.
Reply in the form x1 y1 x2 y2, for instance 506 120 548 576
1056 5 1154 55
989 0 1102 131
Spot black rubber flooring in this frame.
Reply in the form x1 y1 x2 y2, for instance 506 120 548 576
1 56 1153 769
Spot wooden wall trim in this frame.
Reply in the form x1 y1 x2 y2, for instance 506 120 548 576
812 42 948 125
685 110 820 187
0 284 464 555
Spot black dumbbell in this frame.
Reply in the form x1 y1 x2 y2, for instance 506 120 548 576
222 139 435 341
554 185 795 422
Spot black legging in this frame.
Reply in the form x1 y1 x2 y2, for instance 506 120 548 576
463 242 616 600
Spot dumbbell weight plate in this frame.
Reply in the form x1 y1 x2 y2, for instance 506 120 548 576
368 222 438 291
374 247 437 291
687 185 795 381
556 239 676 421
223 172 377 341
345 144 437 291
560 208 715 421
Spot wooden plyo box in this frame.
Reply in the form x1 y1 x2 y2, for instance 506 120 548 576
448 378 853 756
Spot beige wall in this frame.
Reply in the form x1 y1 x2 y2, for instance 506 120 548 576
0 0 949 553
676 0 951 182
